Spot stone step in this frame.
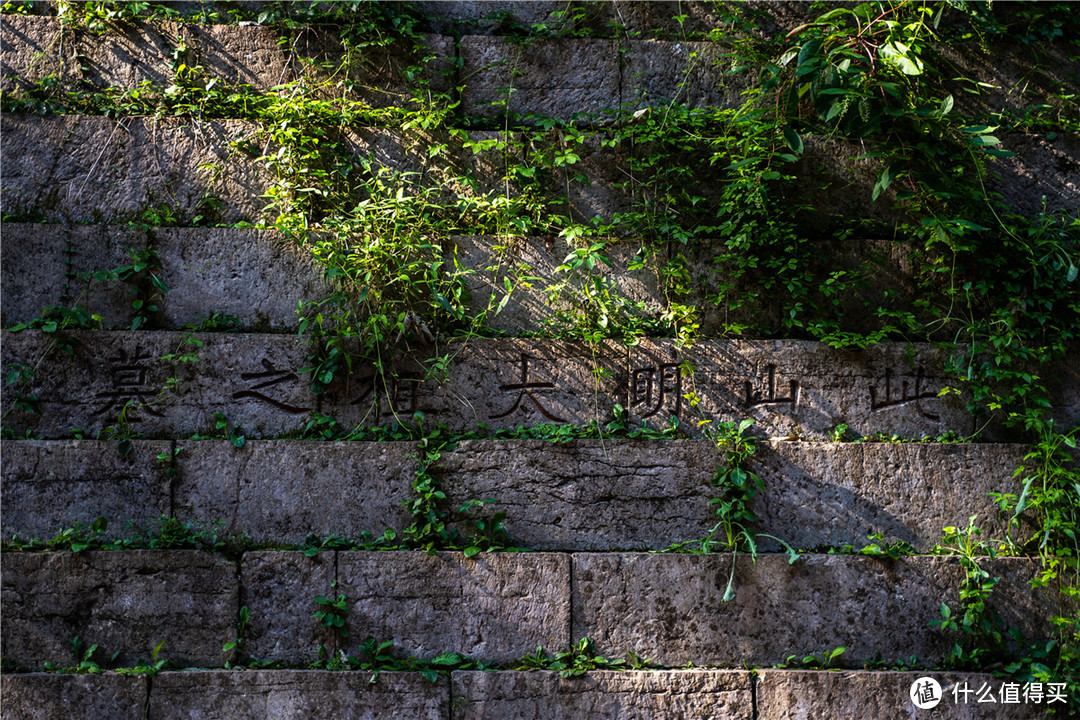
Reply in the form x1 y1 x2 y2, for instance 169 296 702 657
0 549 1059 671
9 330 1071 441
0 668 1053 719
3 114 1072 233
1 438 1028 553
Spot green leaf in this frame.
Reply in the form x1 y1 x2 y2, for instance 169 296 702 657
969 135 1001 147
783 126 803 155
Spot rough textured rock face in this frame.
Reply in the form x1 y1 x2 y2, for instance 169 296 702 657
1 551 238 669
149 670 449 720
0 673 150 720
571 554 1055 667
755 670 1048 719
0 440 173 539
174 440 416 542
335 551 571 663
451 670 754 719
0 115 272 224
240 551 337 664
438 438 720 551
460 37 620 120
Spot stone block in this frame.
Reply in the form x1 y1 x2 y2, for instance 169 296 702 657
0 15 66 88
0 223 71 327
1 550 237 669
149 670 448 720
1 16 454 105
460 37 619 121
750 441 1025 552
321 338 626 432
0 115 271 225
452 670 752 719
0 673 149 720
632 339 975 439
174 440 416 542
154 227 326 330
437 439 718 550
449 235 663 333
573 553 956 667
336 551 570 662
755 670 1046 719
573 554 1058 667
240 551 336 663
991 133 1080 217
621 40 749 111
0 224 153 329
0 439 173 540
0 330 316 439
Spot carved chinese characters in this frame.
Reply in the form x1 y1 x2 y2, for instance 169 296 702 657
0 331 1002 440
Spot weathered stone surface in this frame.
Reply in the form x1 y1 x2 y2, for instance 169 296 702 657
321 338 626 432
572 554 1055 667
437 439 718 551
460 37 619 120
0 224 325 330
0 673 149 720
6 331 1075 439
756 670 1047 719
240 551 335 663
991 133 1080 217
452 670 753 719
621 40 749 111
1 550 237 668
414 1 614 36
0 224 152 328
0 330 316 438
174 440 415 542
0 439 173 540
150 670 448 720
751 441 1025 552
450 235 663 333
0 115 270 225
436 440 1026 552
336 551 570 662
0 16 454 106
640 339 975 439
154 227 326 330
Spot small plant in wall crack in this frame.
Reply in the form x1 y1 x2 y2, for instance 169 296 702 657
313 582 349 640
701 419 800 601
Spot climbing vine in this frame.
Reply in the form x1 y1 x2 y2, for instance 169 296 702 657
1 0 1078 703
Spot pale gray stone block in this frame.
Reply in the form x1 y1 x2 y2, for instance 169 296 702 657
572 554 1055 667
336 551 570 662
149 670 448 720
0 330 317 438
621 40 749 111
0 439 173 540
756 670 1046 719
1 550 237 669
0 115 271 225
174 440 415 542
437 439 718 550
154 227 326 330
460 37 619 120
0 673 149 720
452 670 753 719
240 551 336 663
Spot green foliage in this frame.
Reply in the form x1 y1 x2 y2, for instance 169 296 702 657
514 638 630 677
313 584 349 640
